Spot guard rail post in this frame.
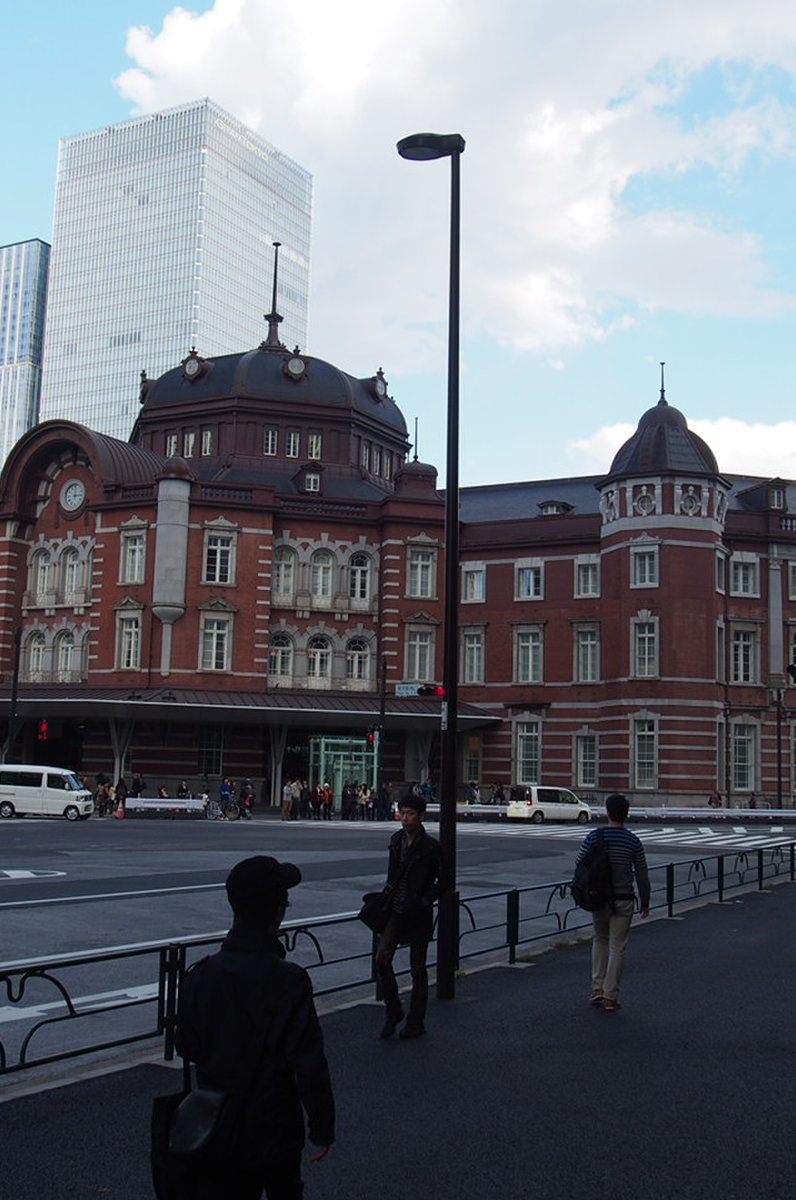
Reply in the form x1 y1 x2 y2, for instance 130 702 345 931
717 855 725 902
666 863 675 917
162 943 184 1062
757 848 764 890
507 889 520 964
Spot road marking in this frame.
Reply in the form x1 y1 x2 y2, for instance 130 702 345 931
0 880 226 910
0 983 158 1025
454 823 796 850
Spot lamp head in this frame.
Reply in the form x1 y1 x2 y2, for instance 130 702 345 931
397 132 465 161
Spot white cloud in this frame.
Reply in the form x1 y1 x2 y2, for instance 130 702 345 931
113 0 796 370
567 416 796 478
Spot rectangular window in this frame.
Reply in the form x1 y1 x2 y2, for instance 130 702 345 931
463 565 485 603
361 441 370 471
307 432 322 460
516 562 543 600
305 473 321 493
576 735 597 788
198 726 224 776
730 557 759 596
634 719 657 789
633 621 658 677
406 629 433 680
201 617 231 671
575 559 600 598
372 447 382 476
286 430 300 458
263 428 278 456
117 615 141 670
631 547 659 588
717 623 726 683
732 723 756 791
516 629 543 683
121 532 146 584
716 552 726 594
576 627 599 682
516 720 541 785
731 629 757 683
408 547 435 598
204 533 235 584
789 562 796 601
201 429 213 456
462 631 484 684
383 455 393 481
165 433 178 457
183 431 195 458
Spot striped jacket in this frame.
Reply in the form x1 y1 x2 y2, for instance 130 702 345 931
575 825 650 907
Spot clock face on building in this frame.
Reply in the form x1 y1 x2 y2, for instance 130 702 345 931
61 479 86 511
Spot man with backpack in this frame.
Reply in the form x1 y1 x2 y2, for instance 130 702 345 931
573 793 650 1012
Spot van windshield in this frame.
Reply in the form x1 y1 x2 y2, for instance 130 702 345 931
65 774 84 792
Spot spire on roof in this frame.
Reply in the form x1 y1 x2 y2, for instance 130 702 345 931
659 360 667 406
262 241 286 350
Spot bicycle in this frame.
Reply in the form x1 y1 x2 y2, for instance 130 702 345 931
205 799 240 821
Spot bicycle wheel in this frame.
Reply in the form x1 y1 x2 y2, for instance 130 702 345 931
224 802 240 821
205 801 221 820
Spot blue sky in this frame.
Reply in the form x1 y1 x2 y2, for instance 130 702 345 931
5 0 796 487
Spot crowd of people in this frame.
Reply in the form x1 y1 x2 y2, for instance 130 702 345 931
280 779 396 821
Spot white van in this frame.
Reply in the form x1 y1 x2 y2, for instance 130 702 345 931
0 765 93 821
506 785 591 824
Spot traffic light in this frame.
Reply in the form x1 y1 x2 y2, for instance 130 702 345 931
37 717 49 742
365 727 376 748
416 685 445 697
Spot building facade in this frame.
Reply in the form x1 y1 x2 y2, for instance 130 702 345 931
2 329 796 807
0 239 50 465
39 99 312 443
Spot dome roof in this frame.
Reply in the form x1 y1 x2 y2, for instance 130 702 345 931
606 398 718 480
140 345 407 437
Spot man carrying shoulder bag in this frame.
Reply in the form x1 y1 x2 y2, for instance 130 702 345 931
164 855 335 1199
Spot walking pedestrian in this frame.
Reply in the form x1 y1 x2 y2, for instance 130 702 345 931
374 793 450 1040
174 856 335 1198
281 779 294 821
574 793 650 1012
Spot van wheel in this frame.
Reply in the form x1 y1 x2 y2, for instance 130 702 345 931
0 801 15 819
577 811 590 824
531 810 544 824
64 805 80 821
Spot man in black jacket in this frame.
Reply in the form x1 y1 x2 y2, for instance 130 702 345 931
175 856 335 1199
375 793 450 1040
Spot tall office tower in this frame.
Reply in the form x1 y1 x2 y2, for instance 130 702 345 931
0 239 50 464
40 98 312 442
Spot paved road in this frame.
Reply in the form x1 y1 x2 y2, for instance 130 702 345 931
2 882 794 1200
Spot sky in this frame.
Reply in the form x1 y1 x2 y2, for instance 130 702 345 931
4 0 796 487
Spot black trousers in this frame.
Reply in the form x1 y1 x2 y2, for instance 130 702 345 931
375 915 429 1026
179 1155 303 1200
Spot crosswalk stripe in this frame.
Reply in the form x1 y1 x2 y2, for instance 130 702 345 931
454 823 796 851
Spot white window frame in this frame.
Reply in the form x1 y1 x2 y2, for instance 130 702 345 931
117 614 141 670
269 632 293 681
25 631 46 681
307 635 332 683
462 563 485 603
406 628 434 681
349 553 371 603
361 441 370 471
716 552 727 594
55 632 76 682
631 546 659 589
311 550 334 603
286 430 300 458
516 627 543 684
730 554 759 597
575 557 600 598
307 432 322 460
305 472 321 494
731 626 759 684
183 431 195 458
201 429 213 456
33 550 51 600
200 615 232 672
462 630 484 684
575 626 600 683
61 548 82 599
203 530 236 585
121 531 146 585
788 561 796 601
633 717 657 790
575 734 597 789
263 428 278 456
408 546 436 599
346 638 371 684
515 560 544 601
273 547 296 603
516 720 541 786
165 433 178 457
732 722 757 792
632 618 659 678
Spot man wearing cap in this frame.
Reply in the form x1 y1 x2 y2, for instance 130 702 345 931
175 856 335 1198
375 793 451 1040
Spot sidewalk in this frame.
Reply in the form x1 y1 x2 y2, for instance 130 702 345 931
3 886 795 1200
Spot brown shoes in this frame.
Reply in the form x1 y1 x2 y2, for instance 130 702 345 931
590 990 604 1006
602 998 621 1012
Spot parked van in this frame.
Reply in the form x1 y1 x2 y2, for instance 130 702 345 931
506 785 591 824
0 765 93 821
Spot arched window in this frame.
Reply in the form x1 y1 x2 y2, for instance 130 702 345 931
32 551 51 601
25 631 46 682
273 547 296 602
269 633 294 682
346 638 370 686
55 631 76 682
349 553 371 603
307 636 332 686
61 548 81 600
311 550 334 604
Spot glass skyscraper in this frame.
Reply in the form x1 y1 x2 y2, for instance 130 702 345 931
40 99 312 442
0 239 50 464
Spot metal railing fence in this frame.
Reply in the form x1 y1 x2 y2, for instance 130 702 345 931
1 843 793 1077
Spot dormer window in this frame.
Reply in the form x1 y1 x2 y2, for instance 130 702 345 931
771 487 785 511
538 500 571 516
305 472 321 494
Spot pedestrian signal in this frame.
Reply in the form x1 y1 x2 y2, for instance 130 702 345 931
37 718 49 742
416 685 445 697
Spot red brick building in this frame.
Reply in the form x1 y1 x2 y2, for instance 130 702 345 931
1 324 794 807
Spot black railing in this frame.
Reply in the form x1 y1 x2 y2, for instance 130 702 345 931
1 843 793 1077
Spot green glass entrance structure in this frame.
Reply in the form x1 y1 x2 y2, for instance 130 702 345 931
308 735 376 808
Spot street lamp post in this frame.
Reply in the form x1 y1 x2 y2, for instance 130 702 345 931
397 131 465 1000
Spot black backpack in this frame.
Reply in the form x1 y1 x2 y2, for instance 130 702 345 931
571 827 613 911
